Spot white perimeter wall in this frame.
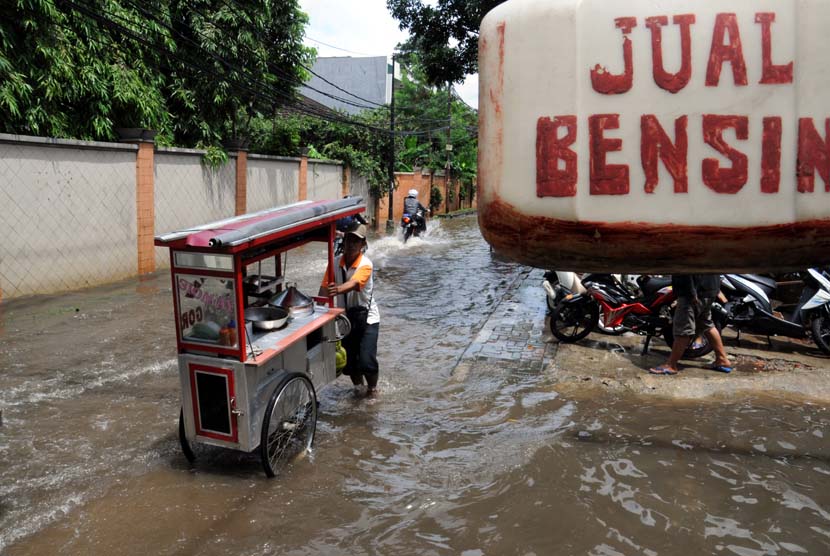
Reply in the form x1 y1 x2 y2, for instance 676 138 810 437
154 148 237 269
0 136 137 297
0 134 378 299
247 154 300 212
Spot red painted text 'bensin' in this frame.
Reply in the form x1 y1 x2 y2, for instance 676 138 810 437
536 12 827 198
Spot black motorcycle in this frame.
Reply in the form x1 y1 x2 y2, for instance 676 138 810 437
401 208 427 242
716 269 830 354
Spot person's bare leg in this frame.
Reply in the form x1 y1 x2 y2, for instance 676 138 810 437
665 335 693 372
704 326 731 367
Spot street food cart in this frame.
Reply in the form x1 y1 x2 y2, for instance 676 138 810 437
154 198 365 477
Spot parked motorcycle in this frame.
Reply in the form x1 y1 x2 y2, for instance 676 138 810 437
550 274 717 358
543 271 646 335
401 208 427 243
716 269 830 354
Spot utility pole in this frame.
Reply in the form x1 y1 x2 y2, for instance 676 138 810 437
386 53 397 234
445 81 452 214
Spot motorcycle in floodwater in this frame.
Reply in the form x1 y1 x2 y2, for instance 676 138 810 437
401 208 427 243
550 274 718 358
716 269 830 354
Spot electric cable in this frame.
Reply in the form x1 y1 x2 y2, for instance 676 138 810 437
55 0 471 139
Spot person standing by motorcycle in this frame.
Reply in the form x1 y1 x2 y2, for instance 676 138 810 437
320 224 381 396
650 274 733 375
403 189 429 233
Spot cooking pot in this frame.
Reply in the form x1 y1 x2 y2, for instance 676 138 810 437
244 306 289 331
269 285 314 318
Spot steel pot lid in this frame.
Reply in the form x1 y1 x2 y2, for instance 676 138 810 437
269 285 313 311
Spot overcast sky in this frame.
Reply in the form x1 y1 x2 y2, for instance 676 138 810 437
299 0 479 109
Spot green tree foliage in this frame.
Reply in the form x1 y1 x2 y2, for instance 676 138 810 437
0 0 172 139
393 62 477 188
246 60 477 197
386 0 506 85
249 108 393 196
166 0 313 145
0 0 314 145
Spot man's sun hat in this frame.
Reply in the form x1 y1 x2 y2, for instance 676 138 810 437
346 224 367 239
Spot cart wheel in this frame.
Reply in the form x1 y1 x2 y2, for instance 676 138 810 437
261 372 317 478
179 408 196 464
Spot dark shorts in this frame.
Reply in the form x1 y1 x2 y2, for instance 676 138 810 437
343 322 379 388
673 296 715 337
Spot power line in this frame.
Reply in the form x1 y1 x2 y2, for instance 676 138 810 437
135 0 382 112
58 0 459 138
106 0 385 121
305 36 379 57
169 0 467 131
166 0 462 133
214 0 388 110
60 0 379 130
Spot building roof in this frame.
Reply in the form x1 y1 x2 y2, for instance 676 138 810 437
300 56 390 115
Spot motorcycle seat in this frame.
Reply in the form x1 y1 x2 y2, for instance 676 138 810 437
736 274 777 295
640 276 672 298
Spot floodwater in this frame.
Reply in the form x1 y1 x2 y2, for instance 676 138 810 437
1 216 829 555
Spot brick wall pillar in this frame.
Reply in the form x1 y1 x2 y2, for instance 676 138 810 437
135 141 155 275
342 164 351 197
412 166 422 195
234 150 248 215
299 150 308 201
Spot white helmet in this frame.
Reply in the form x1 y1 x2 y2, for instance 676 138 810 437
408 189 418 197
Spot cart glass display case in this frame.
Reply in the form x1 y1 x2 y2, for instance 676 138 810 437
175 273 239 349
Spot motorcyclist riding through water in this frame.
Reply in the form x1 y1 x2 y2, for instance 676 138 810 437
401 189 429 241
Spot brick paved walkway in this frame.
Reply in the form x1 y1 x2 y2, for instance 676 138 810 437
452 266 557 375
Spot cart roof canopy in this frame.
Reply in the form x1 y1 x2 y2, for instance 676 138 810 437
154 198 365 252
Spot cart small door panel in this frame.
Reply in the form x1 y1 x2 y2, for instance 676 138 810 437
180 355 253 450
188 363 239 444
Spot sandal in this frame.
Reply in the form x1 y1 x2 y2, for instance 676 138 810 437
648 364 678 375
710 363 733 373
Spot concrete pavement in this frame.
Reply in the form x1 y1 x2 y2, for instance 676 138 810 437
451 267 830 404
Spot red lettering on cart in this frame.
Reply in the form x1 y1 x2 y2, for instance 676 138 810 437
536 116 578 197
646 15 695 94
702 115 749 193
797 118 830 193
761 117 783 193
641 115 688 193
589 114 629 195
177 278 234 315
591 17 637 95
706 13 748 87
756 13 793 85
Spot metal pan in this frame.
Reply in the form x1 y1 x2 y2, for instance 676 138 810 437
244 306 289 331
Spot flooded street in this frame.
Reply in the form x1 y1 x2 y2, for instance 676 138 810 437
2 215 829 555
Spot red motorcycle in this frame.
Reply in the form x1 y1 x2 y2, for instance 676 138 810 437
549 275 716 358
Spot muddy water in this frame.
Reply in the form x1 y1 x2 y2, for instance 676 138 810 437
1 216 829 555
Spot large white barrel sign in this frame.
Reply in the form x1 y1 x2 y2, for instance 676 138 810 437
478 0 830 272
